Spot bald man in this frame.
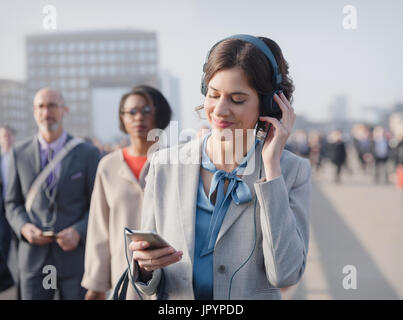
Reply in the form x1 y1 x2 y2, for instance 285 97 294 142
5 88 100 299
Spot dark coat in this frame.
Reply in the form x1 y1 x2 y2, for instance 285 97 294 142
0 154 12 276
5 134 100 277
329 141 347 166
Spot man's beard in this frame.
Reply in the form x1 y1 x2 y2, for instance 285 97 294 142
39 121 60 133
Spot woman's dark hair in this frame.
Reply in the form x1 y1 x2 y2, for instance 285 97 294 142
119 85 172 133
203 36 294 107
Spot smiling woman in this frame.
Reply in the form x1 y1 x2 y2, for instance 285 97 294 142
129 35 312 300
204 67 259 132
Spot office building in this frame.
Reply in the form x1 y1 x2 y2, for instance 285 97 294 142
0 79 27 139
26 29 159 140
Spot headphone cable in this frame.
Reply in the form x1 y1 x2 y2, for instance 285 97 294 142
227 139 263 299
123 228 144 300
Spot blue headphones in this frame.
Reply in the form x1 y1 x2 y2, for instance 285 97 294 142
200 34 283 122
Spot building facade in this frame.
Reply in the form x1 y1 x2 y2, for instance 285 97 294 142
0 79 27 140
26 30 160 139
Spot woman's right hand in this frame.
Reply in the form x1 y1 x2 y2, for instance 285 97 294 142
129 241 183 282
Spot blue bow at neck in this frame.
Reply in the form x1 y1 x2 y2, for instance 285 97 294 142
200 135 258 256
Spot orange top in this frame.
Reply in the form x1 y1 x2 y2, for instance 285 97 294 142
397 165 403 188
122 148 148 181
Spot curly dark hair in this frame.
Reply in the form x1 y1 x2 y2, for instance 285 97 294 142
118 85 172 133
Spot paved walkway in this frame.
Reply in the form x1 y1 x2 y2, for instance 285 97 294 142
283 158 403 300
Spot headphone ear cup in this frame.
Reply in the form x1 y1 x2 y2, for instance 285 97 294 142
261 93 282 120
260 94 271 117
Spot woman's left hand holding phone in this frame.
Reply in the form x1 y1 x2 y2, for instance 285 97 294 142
129 240 183 282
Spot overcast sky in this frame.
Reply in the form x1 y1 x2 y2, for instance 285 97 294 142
1 0 403 130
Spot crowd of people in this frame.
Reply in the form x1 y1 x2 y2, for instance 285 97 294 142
285 123 403 186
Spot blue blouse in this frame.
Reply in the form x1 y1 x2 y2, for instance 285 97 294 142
192 134 258 299
193 175 215 299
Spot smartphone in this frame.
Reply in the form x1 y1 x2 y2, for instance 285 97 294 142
125 228 172 250
42 230 56 238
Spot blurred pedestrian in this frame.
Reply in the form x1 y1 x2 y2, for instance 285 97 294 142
352 124 372 173
0 126 15 265
392 124 403 207
292 130 310 158
0 126 16 293
370 126 390 184
5 88 100 299
0 125 19 298
308 131 326 175
328 130 347 184
81 85 172 300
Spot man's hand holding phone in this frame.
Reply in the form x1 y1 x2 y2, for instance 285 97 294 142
129 240 183 283
21 223 54 245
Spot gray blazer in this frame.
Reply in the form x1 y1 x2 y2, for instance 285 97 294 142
5 134 100 277
134 138 312 300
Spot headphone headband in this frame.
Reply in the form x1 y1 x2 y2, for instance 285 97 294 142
201 34 282 95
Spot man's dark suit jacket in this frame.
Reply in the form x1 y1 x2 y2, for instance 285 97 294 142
5 134 100 277
1 154 12 253
0 153 14 291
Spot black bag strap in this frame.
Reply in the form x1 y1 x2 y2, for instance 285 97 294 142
156 270 165 300
112 267 166 300
112 268 130 300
